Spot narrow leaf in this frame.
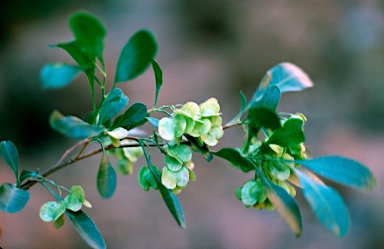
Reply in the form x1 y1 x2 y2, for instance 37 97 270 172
151 59 163 107
257 169 302 237
157 181 186 228
115 30 157 83
0 183 29 213
295 169 349 236
296 156 376 191
252 62 314 101
41 63 81 89
50 110 103 139
66 210 106 249
112 102 147 129
98 88 129 124
0 141 19 181
97 152 117 199
69 12 106 59
267 118 304 147
213 148 253 172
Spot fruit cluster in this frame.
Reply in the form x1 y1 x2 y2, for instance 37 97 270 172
157 98 224 192
39 186 91 228
158 98 224 146
237 115 308 210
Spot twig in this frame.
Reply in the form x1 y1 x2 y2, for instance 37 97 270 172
19 136 177 190
57 138 89 165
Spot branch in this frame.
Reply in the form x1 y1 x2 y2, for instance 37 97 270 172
19 136 178 190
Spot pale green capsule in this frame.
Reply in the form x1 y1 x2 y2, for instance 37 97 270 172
161 167 177 189
165 154 183 171
199 98 220 117
173 114 187 138
175 167 189 187
181 102 200 118
167 144 192 163
158 117 175 141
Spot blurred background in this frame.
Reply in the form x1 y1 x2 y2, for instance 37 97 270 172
0 1 383 248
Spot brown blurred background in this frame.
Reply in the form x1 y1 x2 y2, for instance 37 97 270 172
0 1 384 248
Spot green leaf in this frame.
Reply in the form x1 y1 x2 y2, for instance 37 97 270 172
212 148 254 172
257 169 302 237
50 110 103 139
97 152 117 199
0 141 19 182
39 201 65 222
295 169 349 237
98 88 129 124
252 62 314 101
69 12 106 59
250 85 281 111
296 156 376 191
19 170 40 184
157 180 186 228
247 107 281 131
146 117 159 128
54 41 95 73
151 59 163 107
66 210 106 249
115 30 157 83
0 183 29 213
41 63 81 89
54 41 97 104
267 118 305 147
112 102 148 129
